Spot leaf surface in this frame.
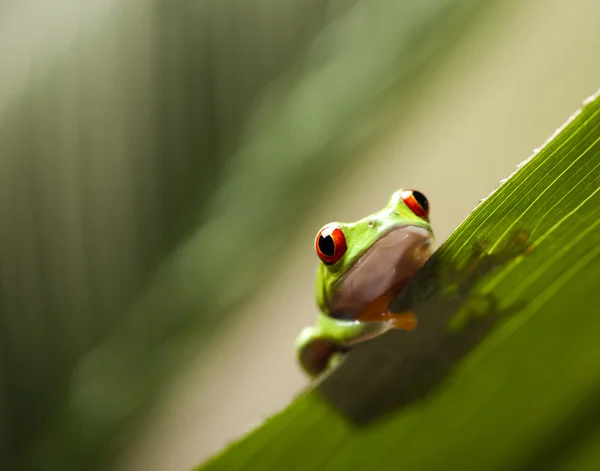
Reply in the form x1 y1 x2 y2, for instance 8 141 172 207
198 90 600 471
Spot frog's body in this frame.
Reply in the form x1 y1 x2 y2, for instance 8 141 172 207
296 189 434 377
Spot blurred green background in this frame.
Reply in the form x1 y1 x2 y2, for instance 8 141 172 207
1 1 600 470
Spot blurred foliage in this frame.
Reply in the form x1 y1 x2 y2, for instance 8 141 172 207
199 91 600 471
0 0 490 470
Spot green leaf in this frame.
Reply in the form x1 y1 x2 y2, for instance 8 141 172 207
196 89 600 471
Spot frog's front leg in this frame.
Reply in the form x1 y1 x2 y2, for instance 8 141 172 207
296 314 395 377
295 326 347 377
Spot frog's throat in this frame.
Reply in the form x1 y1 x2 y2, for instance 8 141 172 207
324 225 432 319
328 280 408 321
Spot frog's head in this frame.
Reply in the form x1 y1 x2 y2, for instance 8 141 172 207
314 189 433 318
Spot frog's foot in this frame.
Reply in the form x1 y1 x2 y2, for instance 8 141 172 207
382 311 418 331
354 288 419 332
357 309 418 331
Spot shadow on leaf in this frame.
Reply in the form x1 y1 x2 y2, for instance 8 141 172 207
317 229 532 424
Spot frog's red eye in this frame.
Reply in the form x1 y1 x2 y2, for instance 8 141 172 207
315 224 347 265
401 189 430 219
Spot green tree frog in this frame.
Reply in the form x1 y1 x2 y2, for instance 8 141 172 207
295 189 434 377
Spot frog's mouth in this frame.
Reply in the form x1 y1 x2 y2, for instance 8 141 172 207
327 225 433 319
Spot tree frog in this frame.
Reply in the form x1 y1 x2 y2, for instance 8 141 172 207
295 189 434 377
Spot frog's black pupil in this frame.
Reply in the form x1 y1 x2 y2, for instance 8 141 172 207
318 234 336 256
413 191 429 213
